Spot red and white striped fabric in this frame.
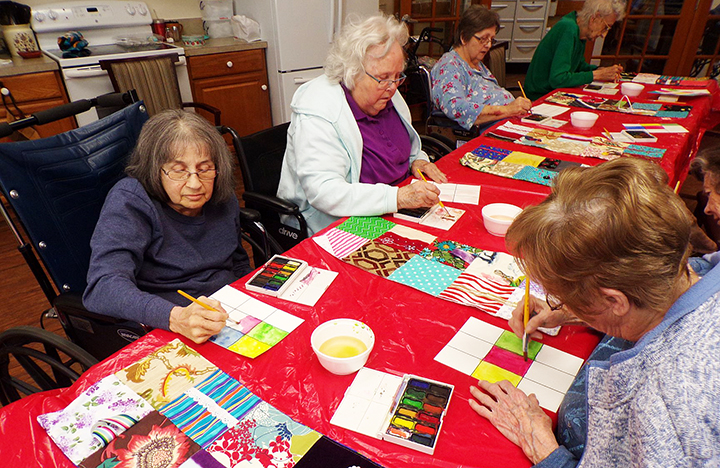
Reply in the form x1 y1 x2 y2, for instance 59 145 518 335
320 228 370 259
438 272 515 315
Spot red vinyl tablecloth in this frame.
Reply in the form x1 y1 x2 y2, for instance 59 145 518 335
0 183 604 468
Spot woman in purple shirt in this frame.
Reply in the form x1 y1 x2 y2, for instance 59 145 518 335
277 14 448 235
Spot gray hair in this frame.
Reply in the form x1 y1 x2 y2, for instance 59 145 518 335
324 14 409 90
578 0 627 25
691 147 720 193
125 110 235 204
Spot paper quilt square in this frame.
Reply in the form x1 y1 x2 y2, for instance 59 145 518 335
209 326 245 347
343 240 415 278
512 166 557 186
471 361 522 386
483 346 533 376
375 230 432 254
419 239 487 270
502 152 545 167
336 216 395 239
438 271 516 315
247 322 289 346
388 255 461 296
228 335 272 358
495 330 542 359
470 144 512 160
323 227 370 258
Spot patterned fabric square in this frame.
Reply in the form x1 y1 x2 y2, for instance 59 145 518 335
470 144 512 160
512 166 557 186
161 369 261 448
116 339 218 410
471 361 522 386
488 160 524 177
495 330 543 359
460 153 497 172
375 230 431 254
438 272 516 315
79 410 200 468
207 401 322 467
580 141 625 160
632 102 662 111
543 138 588 156
418 239 487 270
388 255 461 296
656 110 689 118
323 227 370 258
538 158 561 170
336 216 395 239
343 240 415 278
501 151 545 167
37 375 152 464
483 346 533 376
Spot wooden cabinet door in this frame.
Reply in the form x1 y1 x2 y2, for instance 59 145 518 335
192 71 272 137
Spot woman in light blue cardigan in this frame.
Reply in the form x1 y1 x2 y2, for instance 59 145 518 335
469 158 720 467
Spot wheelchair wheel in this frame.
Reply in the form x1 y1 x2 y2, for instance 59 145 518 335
420 134 454 163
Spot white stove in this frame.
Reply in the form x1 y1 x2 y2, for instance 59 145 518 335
31 1 192 126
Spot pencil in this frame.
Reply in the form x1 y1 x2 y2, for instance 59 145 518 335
522 279 530 361
603 127 612 140
177 289 236 324
417 169 452 217
674 180 681 194
518 81 527 99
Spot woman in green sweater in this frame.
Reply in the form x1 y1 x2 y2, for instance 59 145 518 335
524 0 626 100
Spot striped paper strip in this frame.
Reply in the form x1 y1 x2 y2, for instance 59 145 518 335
439 273 516 315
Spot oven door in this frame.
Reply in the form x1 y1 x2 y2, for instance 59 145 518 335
60 55 192 127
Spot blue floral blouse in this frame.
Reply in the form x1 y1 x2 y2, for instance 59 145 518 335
431 49 515 130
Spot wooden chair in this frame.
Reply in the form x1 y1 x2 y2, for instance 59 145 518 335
100 53 221 125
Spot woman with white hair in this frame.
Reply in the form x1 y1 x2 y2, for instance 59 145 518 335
524 0 627 100
276 14 447 235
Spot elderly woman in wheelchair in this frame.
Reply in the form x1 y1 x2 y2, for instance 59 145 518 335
83 110 252 344
276 14 448 236
431 5 532 131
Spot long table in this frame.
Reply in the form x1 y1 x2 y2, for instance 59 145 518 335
0 179 604 467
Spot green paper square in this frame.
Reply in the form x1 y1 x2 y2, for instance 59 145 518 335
495 330 542 360
247 322 288 346
336 216 395 239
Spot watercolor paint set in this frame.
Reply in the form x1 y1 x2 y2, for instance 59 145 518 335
245 255 308 297
381 374 454 454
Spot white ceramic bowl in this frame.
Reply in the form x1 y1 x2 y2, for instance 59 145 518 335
621 82 644 97
310 319 375 375
570 111 599 129
481 203 522 237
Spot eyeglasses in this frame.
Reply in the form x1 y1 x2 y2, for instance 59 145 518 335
599 15 613 34
161 167 217 181
545 293 564 312
473 34 495 46
364 69 406 89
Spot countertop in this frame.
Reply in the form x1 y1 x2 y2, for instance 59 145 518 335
0 38 268 77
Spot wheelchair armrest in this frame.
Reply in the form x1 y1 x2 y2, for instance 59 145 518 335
238 207 261 223
181 102 222 126
242 191 301 216
53 292 145 326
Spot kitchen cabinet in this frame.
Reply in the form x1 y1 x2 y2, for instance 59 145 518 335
491 0 550 62
187 49 272 137
0 70 75 141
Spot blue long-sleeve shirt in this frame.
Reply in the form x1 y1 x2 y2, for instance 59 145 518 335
83 177 251 329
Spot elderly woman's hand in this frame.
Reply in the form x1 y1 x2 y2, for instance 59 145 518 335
508 293 585 340
397 182 440 210
593 64 623 82
169 297 229 344
469 380 559 464
412 160 448 183
506 97 532 117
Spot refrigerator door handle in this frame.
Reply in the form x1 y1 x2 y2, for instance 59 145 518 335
329 0 336 43
336 0 343 37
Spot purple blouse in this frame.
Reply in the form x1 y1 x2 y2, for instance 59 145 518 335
343 85 412 185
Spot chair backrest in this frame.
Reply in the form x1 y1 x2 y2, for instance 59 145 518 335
100 54 182 116
236 122 290 196
0 102 148 295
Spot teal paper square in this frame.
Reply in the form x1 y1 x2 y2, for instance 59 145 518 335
388 255 461 296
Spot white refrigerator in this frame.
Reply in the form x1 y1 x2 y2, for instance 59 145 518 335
234 0 380 124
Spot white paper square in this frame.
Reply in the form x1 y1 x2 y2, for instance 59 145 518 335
459 317 505 343
453 184 481 205
434 345 482 376
238 296 277 320
263 309 304 333
389 224 436 244
447 332 494 358
210 285 251 309
227 310 248 326
524 360 576 394
517 379 565 412
534 346 584 376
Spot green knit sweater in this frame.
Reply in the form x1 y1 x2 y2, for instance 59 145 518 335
525 11 597 100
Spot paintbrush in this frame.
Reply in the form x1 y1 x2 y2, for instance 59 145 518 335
518 81 527 99
522 279 530 362
177 289 237 325
417 169 452 217
603 127 612 140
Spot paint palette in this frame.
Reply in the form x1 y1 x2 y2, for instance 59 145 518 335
245 255 308 297
381 375 453 455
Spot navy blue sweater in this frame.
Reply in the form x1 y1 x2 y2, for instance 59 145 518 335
83 177 251 329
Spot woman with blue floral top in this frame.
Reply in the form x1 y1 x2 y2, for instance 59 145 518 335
431 5 531 131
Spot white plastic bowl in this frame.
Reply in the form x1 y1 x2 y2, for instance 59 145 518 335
481 203 522 237
310 319 375 375
621 82 644 97
570 111 599 129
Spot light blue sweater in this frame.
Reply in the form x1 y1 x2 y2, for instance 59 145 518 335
538 263 720 467
276 74 428 235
